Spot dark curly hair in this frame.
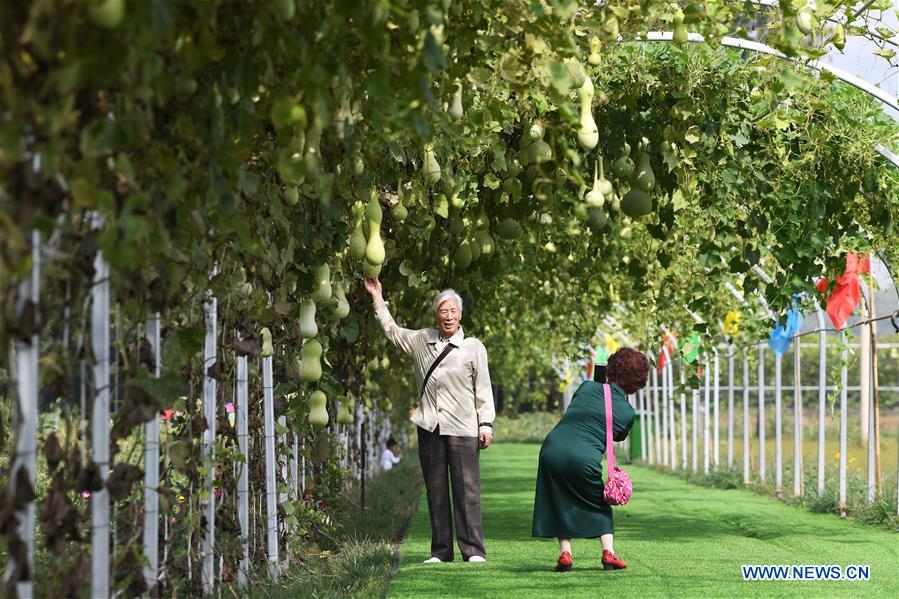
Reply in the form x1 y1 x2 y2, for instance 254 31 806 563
606 348 650 394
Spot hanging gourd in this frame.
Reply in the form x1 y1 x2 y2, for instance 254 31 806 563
474 229 494 255
336 396 354 424
298 299 318 339
423 144 441 185
365 194 385 266
497 218 523 240
348 202 367 260
633 149 656 193
672 10 688 46
260 327 274 358
448 82 463 119
577 77 598 150
453 241 473 270
308 389 329 427
611 142 634 179
311 264 332 303
587 36 602 66
584 159 605 208
527 122 553 164
299 339 323 383
333 283 350 320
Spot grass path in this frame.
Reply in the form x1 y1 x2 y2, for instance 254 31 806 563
389 443 897 598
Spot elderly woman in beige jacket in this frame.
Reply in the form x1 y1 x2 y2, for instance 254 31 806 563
363 277 495 563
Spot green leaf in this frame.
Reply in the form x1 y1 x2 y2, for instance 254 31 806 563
340 322 360 344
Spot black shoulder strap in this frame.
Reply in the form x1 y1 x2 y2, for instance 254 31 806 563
420 338 461 398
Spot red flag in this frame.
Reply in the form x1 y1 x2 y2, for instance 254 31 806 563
657 335 675 373
815 253 870 331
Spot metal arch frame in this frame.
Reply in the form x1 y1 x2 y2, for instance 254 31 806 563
632 31 899 168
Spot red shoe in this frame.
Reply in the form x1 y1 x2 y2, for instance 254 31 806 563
555 551 573 573
602 549 627 570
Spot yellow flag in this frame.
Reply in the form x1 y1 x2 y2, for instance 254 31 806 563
604 333 620 355
724 310 741 338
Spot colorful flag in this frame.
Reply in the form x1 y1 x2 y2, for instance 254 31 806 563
768 301 803 356
604 333 620 355
680 333 701 363
815 253 870 331
723 310 741 338
657 335 675 373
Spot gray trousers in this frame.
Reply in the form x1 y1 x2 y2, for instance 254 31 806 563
417 425 486 561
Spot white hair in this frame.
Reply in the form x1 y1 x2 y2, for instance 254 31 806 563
432 289 463 315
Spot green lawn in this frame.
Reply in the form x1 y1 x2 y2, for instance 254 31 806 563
389 443 898 598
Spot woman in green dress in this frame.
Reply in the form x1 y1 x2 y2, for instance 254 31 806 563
532 347 649 572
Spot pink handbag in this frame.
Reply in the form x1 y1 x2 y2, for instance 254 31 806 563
602 384 633 505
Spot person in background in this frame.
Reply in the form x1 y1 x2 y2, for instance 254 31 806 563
531 347 649 572
380 437 402 471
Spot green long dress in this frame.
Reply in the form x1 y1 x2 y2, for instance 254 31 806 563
532 381 636 538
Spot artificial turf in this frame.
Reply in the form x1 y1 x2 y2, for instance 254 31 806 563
388 443 898 598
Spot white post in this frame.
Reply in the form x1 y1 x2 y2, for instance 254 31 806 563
817 310 827 496
793 335 803 497
703 359 710 474
859 299 870 445
648 369 657 465
839 332 848 517
291 433 299 501
775 352 783 496
262 357 279 578
668 362 677 470
713 348 720 468
661 362 669 468
5 230 39 598
743 351 750 485
638 390 647 462
91 215 111 599
758 344 767 482
143 313 162 591
202 297 217 594
679 366 687 469
860 281 876 503
727 346 735 467
691 385 698 473
236 356 249 588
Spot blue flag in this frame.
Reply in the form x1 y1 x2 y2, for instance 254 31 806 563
768 301 803 356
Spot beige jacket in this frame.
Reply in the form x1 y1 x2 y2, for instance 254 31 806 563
374 300 495 437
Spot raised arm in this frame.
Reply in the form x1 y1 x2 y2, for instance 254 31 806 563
363 277 418 355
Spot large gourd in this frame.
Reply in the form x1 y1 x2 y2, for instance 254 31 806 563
333 283 350 320
587 36 602 66
423 144 441 185
577 77 598 150
298 299 318 339
621 187 652 218
362 259 382 278
497 218 523 240
336 397 354 424
448 82 463 119
311 263 332 302
474 229 494 255
299 339 323 383
634 150 656 192
453 241 473 270
672 9 688 45
260 327 274 358
365 196 385 265
348 202 366 260
584 159 605 208
308 389 329 427
611 142 634 179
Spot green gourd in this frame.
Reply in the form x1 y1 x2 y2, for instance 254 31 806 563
448 215 465 236
308 389 329 427
528 138 553 163
88 0 125 28
673 10 688 45
621 187 652 218
797 8 815 34
365 198 385 265
448 82 463 119
634 151 656 192
497 218 523 240
587 207 608 230
272 0 295 20
333 284 350 320
353 153 365 175
336 398 354 424
391 202 408 221
468 234 481 262
298 299 318 339
474 229 494 255
299 339 323 383
577 77 598 150
283 186 299 206
348 202 366 259
453 241 472 269
311 264 332 303
611 142 634 179
584 159 605 208
423 144 441 185
596 156 614 197
529 121 545 140
260 327 274 358
564 60 587 88
588 36 602 66
362 259 382 278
